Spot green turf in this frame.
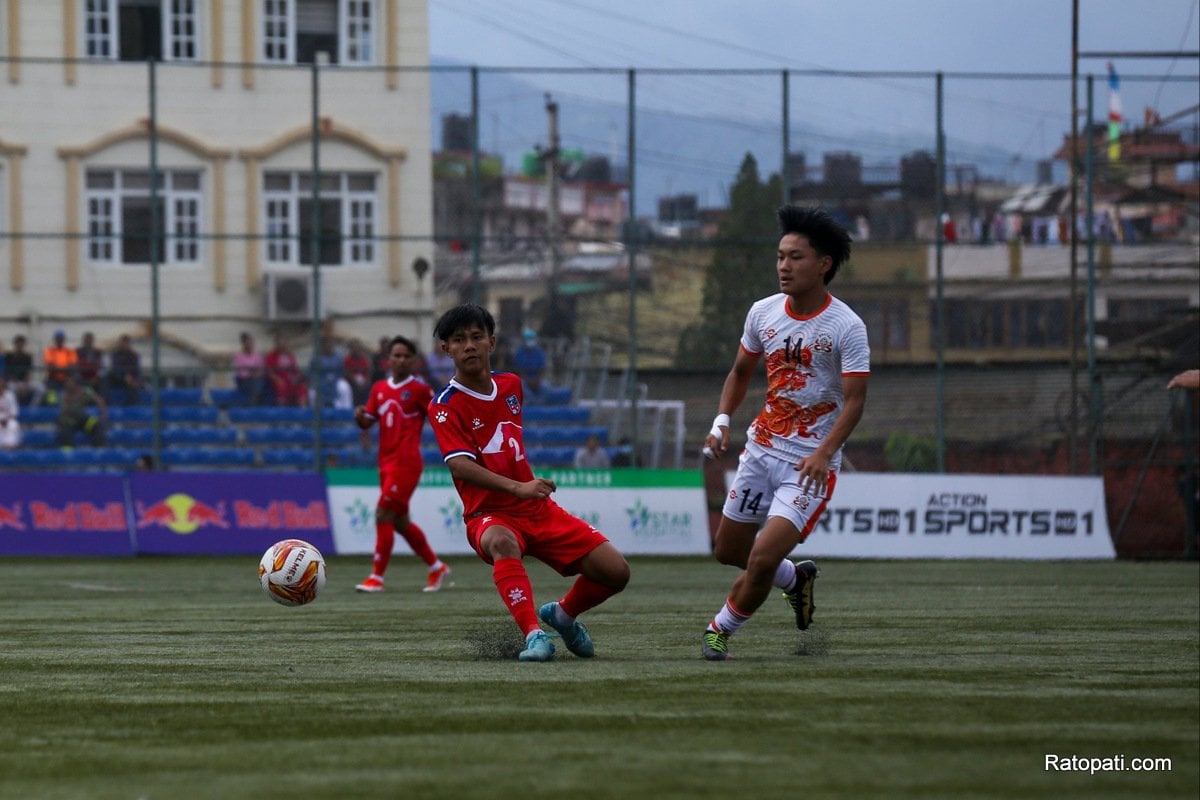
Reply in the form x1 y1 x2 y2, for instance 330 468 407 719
0 556 1195 800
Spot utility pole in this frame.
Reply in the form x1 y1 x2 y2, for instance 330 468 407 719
543 94 562 334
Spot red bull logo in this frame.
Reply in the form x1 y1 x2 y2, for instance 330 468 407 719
0 503 26 530
136 493 229 534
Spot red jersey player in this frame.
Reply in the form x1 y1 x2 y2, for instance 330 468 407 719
429 304 630 662
353 335 450 593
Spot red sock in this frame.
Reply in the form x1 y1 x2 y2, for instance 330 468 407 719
373 520 395 576
399 521 437 566
560 575 620 619
492 557 539 636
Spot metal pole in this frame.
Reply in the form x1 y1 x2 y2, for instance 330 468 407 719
626 69 639 467
781 70 790 205
1085 74 1100 475
934 71 946 473
470 66 481 304
310 58 323 470
1068 0 1080 474
545 94 561 328
148 58 162 469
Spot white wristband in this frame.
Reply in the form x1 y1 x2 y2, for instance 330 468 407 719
710 413 730 439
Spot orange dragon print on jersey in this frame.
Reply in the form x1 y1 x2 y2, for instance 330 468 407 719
752 342 837 446
752 396 838 446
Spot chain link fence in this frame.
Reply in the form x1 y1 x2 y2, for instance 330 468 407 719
1 57 1196 553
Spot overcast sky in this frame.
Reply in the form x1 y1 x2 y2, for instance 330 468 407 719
429 1 1199 200
430 1 1197 74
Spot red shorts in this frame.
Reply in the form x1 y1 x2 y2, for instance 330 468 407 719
465 500 609 576
378 463 421 515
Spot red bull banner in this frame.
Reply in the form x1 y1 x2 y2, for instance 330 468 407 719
0 474 134 556
130 473 334 555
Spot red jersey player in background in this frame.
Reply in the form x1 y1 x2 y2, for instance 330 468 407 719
354 335 450 593
429 304 630 662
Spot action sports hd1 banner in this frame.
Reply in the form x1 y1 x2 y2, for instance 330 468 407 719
795 472 1114 559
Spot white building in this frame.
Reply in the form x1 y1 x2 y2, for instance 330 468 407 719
0 1 434 375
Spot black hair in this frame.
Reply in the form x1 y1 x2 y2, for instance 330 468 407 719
433 303 496 342
776 205 852 285
389 334 417 354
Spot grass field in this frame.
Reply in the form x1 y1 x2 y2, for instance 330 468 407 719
0 556 1196 800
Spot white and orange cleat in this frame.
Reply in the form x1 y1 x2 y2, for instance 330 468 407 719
423 563 451 592
355 575 385 593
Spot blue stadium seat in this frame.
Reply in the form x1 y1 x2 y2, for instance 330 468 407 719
208 387 243 407
161 406 220 424
261 448 316 468
320 407 355 425
163 426 238 446
325 447 374 468
20 429 57 447
422 447 443 465
159 387 205 405
228 406 311 425
319 427 362 445
244 426 312 445
108 406 153 424
161 447 256 467
524 407 589 423
528 386 573 406
20 407 58 424
528 446 577 466
108 427 156 447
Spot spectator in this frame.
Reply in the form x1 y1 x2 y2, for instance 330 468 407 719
75 331 104 396
232 332 266 405
0 375 20 449
43 329 77 403
425 346 455 390
573 433 611 470
3 335 42 408
265 334 307 407
106 334 144 406
342 339 374 407
56 374 107 447
311 337 344 408
372 336 391 382
513 328 550 403
492 335 514 373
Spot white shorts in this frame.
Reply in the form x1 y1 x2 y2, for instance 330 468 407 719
721 443 837 542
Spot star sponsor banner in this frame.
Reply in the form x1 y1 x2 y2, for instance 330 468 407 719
130 472 334 555
0 474 133 556
785 472 1114 559
326 468 711 555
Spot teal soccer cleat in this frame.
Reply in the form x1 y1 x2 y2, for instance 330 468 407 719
518 630 556 662
538 602 595 658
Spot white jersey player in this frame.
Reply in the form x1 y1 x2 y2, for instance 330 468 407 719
700 206 869 661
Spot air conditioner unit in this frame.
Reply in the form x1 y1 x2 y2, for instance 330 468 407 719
264 271 321 321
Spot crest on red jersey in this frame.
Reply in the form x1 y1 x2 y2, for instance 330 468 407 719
506 394 521 415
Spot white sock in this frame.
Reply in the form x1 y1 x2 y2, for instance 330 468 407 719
710 599 752 636
428 560 444 573
774 559 798 593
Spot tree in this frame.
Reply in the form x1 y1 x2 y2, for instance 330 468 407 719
676 153 782 367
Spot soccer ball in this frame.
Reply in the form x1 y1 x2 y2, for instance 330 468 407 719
258 539 327 607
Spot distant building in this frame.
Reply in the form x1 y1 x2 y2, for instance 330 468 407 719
0 1 435 368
